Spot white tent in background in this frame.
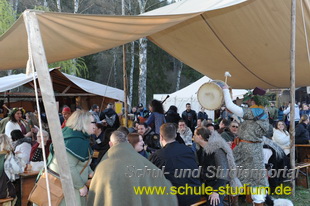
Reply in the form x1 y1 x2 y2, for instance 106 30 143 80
0 68 125 102
154 76 248 120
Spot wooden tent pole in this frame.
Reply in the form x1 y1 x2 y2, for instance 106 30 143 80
123 45 128 127
23 11 77 205
289 0 296 196
122 0 128 127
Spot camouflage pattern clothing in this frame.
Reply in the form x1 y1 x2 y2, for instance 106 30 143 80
234 106 271 187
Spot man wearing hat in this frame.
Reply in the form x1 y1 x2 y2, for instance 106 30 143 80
137 103 149 123
61 106 71 129
221 85 271 206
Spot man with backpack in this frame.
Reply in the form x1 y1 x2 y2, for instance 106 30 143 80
100 103 120 129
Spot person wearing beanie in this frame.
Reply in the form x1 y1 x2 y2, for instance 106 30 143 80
61 106 71 129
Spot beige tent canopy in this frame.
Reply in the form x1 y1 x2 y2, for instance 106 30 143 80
0 0 309 89
0 0 308 203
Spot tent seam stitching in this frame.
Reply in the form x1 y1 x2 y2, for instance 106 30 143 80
200 14 278 88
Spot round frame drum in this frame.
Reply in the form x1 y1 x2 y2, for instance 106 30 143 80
197 80 224 110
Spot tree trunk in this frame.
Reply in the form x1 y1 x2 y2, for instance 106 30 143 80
175 59 183 91
73 0 79 13
137 0 147 106
56 0 61 12
138 37 147 106
112 48 118 88
129 41 135 105
14 0 18 13
8 0 17 15
128 0 135 106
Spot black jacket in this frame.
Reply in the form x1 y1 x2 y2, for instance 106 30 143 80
197 111 208 120
182 110 197 132
142 127 161 153
196 147 229 190
99 108 120 129
165 110 181 125
149 141 201 206
295 123 310 144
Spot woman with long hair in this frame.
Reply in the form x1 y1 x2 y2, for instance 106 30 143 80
127 133 148 158
272 121 290 155
165 105 181 125
5 108 32 139
48 110 95 205
145 99 166 134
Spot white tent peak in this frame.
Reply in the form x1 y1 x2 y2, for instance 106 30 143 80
154 75 248 120
143 0 247 16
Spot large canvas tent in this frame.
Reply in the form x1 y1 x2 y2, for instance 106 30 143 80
154 76 248 120
0 0 309 89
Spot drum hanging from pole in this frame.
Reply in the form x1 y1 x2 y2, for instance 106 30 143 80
197 80 225 110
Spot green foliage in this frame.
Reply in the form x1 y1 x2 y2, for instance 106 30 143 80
49 57 89 78
0 0 15 35
33 5 50 12
252 95 270 107
265 92 276 101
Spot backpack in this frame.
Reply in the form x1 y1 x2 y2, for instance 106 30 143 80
105 114 116 127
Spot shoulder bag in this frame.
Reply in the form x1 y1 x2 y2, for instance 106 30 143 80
28 153 91 206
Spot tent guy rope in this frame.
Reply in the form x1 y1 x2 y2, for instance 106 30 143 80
25 14 52 205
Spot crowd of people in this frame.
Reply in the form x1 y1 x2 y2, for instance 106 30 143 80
0 87 307 205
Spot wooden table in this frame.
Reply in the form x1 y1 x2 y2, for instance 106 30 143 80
19 171 39 206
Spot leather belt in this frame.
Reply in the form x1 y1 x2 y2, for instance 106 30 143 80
234 137 261 145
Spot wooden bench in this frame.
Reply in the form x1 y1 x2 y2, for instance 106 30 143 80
191 197 207 206
0 197 14 206
191 199 207 206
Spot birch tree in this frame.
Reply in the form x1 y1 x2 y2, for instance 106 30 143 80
56 0 61 12
137 0 147 106
74 0 79 13
13 0 17 13
175 59 183 91
127 0 135 105
129 41 135 105
112 48 118 88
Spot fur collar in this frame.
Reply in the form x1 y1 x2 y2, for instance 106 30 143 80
202 131 242 188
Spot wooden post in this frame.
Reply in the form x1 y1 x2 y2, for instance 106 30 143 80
122 0 128 127
123 45 128 127
289 0 296 196
23 11 77 205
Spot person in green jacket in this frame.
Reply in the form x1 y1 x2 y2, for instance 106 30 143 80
48 110 95 206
